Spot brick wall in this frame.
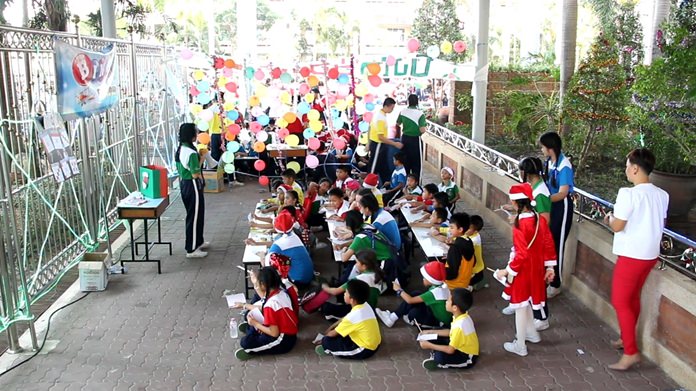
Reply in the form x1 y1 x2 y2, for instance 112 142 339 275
655 296 696 368
460 166 483 201
573 242 614 300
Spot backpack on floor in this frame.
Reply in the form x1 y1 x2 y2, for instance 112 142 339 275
299 287 331 313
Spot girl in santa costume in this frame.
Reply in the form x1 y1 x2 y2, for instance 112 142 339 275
495 183 557 356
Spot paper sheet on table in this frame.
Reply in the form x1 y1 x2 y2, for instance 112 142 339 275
249 308 265 323
417 333 438 341
225 293 247 308
246 245 267 258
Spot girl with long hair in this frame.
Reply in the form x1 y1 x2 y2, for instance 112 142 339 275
175 123 208 258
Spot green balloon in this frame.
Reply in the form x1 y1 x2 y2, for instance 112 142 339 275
245 67 254 80
224 164 236 174
222 151 235 163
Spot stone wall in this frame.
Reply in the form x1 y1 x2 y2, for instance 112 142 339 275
421 132 696 389
448 71 560 134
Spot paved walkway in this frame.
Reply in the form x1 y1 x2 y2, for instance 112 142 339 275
0 173 681 390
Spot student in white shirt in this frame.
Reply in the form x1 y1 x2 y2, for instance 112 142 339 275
603 148 669 371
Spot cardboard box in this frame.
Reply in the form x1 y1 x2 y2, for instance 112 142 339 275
79 252 109 292
139 165 169 199
203 169 224 193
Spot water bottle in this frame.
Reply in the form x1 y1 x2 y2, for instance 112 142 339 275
229 318 238 339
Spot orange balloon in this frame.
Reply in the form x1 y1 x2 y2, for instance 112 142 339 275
283 112 297 123
307 75 319 87
224 59 236 68
224 131 236 141
253 141 266 153
366 63 381 75
197 132 211 145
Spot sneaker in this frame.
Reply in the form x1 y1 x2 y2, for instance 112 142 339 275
238 322 249 334
186 249 208 259
503 340 528 356
402 315 413 325
422 358 439 370
501 305 515 316
526 332 541 344
534 319 550 331
315 345 328 356
547 286 561 299
375 309 397 328
197 241 210 250
232 181 245 187
235 348 252 361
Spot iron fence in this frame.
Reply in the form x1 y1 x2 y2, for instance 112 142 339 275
0 25 188 351
425 121 696 280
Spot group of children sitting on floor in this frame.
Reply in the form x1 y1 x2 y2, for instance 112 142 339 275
235 160 497 370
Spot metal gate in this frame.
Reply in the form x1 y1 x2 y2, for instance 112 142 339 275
0 25 187 352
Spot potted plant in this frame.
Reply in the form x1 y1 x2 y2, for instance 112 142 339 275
629 0 696 216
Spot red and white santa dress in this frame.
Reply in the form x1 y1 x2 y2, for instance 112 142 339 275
502 211 557 311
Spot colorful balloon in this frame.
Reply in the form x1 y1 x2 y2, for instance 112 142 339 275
257 114 270 126
307 109 320 121
366 63 381 75
305 93 315 103
303 128 316 139
354 84 368 97
197 92 212 105
356 145 368 157
283 112 297 123
253 141 266 153
440 40 453 55
224 58 236 68
299 67 311 77
198 109 213 121
254 160 266 171
306 155 319 169
224 130 236 141
358 121 370 132
226 110 239 121
271 67 282 79
222 151 235 163
365 102 375 111
363 112 373 122
407 38 420 53
196 121 209 131
299 83 310 95
254 69 265 80
453 40 467 53
256 130 269 142
287 161 301 174
386 55 397 66
333 137 346 150
197 80 211 92
227 123 241 135
245 67 254 79
285 134 300 147
328 67 339 79
426 45 440 58
227 141 241 153
308 137 321 150
259 175 270 186
277 128 289 139
193 70 205 81
297 101 311 114
197 132 211 145
249 95 260 107
180 48 193 60
280 72 292 84
338 74 350 84
276 118 289 129
307 75 319 87
368 75 382 87
224 164 236 174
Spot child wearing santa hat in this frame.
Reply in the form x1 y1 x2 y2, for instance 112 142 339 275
362 173 384 208
375 261 452 329
259 211 315 286
495 183 557 357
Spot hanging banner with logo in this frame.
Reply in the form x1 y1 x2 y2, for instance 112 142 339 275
35 112 79 183
357 55 476 81
54 39 120 120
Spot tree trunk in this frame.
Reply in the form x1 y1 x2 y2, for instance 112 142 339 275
644 0 670 65
559 0 578 136
45 0 69 31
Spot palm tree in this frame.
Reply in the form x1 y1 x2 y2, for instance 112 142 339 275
559 0 577 135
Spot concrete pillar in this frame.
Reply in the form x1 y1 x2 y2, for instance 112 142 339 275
100 0 117 38
471 0 490 144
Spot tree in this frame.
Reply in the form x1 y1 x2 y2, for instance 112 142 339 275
296 18 313 61
28 0 70 31
0 0 11 25
559 0 578 135
563 35 629 172
312 7 351 58
411 0 465 62
85 1 155 38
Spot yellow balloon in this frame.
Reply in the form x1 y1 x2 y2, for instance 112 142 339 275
285 134 300 147
249 95 260 107
287 161 301 174
307 109 320 121
279 91 291 105
334 99 347 111
355 84 368 97
193 70 205 81
359 132 369 144
309 120 323 132
304 93 315 103
217 76 228 88
190 104 203 115
276 118 289 128
255 84 268 98
223 102 235 112
440 40 453 55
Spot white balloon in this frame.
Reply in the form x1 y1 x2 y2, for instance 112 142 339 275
426 45 440 58
356 145 368 157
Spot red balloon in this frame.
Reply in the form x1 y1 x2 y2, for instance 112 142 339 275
328 67 339 79
368 75 382 87
249 122 262 133
213 57 225 69
333 137 346 150
254 160 266 171
299 67 311 77
225 82 238 93
271 67 282 79
259 175 269 186
227 123 241 135
363 112 374 122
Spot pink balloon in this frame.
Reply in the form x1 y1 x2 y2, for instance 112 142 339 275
306 155 319 169
223 67 234 77
363 112 373 122
249 121 262 133
386 55 396 66
364 94 375 103
180 48 193 60
368 75 382 87
189 85 200 97
333 137 346 150
308 137 321 151
337 84 350 97
259 175 269 186
254 160 266 171
453 40 467 53
254 69 265 81
407 38 420 53
277 128 289 139
327 95 337 105
299 83 310 95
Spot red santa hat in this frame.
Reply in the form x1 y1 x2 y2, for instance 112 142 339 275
274 211 295 233
363 173 379 189
269 252 291 279
509 183 536 206
345 178 360 191
420 261 446 286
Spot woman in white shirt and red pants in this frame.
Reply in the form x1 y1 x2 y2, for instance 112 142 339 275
604 148 669 371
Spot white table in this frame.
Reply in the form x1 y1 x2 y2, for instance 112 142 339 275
240 202 277 297
400 205 448 259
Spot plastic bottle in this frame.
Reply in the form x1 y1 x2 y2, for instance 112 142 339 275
229 318 238 339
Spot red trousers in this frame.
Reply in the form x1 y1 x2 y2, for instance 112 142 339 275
611 255 657 355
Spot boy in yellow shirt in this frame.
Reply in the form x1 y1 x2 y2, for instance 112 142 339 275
443 213 475 290
316 279 381 359
418 288 479 370
467 215 488 290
